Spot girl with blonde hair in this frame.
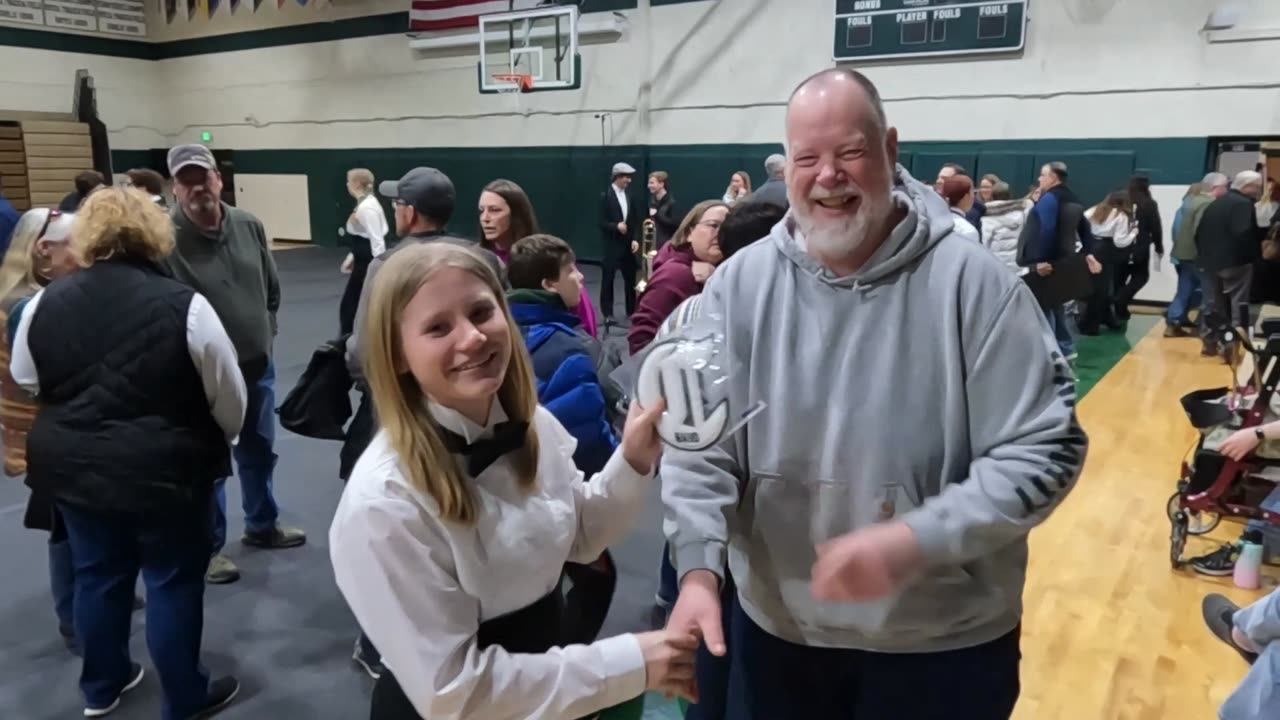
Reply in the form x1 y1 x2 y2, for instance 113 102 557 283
11 186 246 719
329 241 698 720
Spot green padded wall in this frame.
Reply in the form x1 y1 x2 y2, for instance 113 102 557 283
114 137 1210 262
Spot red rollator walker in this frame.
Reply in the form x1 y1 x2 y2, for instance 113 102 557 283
1169 305 1280 568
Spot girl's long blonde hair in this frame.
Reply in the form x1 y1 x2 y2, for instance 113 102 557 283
364 242 540 525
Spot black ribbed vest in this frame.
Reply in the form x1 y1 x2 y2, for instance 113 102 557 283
25 259 231 514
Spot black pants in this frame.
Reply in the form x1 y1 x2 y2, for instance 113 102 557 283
370 587 564 719
1078 239 1121 333
339 246 373 337
732 598 1021 719
1114 243 1150 313
598 245 637 320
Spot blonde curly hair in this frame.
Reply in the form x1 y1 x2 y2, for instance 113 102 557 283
72 185 175 266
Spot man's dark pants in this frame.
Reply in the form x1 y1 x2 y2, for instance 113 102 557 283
731 598 1022 719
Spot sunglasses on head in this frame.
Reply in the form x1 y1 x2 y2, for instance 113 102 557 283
37 209 63 242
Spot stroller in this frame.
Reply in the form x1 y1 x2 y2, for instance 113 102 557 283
1169 306 1280 569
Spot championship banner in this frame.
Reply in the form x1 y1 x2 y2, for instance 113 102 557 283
163 0 176 23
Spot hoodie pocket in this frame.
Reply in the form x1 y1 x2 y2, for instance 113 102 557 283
745 469 997 640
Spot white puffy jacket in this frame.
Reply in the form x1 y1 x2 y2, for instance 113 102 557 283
979 199 1027 272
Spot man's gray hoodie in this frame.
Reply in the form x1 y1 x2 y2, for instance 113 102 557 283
660 165 1087 653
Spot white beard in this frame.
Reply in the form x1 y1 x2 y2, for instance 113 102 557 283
793 183 894 258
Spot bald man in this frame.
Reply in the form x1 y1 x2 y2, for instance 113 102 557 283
660 69 1086 718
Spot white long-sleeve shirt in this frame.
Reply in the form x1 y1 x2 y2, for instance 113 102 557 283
346 194 388 257
329 400 651 720
1088 207 1137 250
10 289 247 443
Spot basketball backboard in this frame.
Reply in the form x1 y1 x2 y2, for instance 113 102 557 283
478 4 580 94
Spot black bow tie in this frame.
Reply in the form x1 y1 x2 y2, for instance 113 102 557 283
439 420 530 477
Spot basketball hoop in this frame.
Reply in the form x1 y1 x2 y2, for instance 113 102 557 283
491 73 534 92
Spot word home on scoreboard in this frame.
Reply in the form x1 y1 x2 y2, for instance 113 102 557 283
834 0 1027 62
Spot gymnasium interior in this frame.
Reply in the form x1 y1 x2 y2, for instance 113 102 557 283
2 0 1280 718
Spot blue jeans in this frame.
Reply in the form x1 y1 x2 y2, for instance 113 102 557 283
1044 304 1075 357
50 538 76 636
1221 587 1280 720
59 502 213 720
1167 260 1202 325
1247 485 1280 563
211 360 279 553
730 598 1021 718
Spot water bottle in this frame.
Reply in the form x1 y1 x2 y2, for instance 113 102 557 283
1234 531 1264 590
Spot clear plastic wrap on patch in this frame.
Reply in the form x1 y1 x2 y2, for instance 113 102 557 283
632 313 765 451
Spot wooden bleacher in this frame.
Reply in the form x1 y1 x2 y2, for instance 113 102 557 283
0 123 29 211
0 111 93 211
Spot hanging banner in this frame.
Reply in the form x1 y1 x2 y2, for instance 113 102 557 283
96 0 146 36
44 0 97 32
228 0 238 13
251 0 261 10
0 0 43 25
163 0 175 23
207 0 218 17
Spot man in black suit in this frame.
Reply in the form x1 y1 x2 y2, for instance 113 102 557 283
599 162 641 321
647 170 680 247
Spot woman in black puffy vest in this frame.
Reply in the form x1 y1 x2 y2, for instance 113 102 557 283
9 186 247 720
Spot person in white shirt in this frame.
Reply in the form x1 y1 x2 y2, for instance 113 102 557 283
10 186 246 719
329 241 698 720
1077 191 1136 334
339 168 389 337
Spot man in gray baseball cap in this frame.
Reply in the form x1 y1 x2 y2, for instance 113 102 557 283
377 166 457 237
162 142 305 585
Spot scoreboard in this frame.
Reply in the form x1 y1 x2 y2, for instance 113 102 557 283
834 0 1028 62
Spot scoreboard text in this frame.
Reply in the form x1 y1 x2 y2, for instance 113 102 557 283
834 0 1028 62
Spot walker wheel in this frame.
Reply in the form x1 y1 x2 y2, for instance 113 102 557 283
1165 492 1221 535
1170 511 1189 569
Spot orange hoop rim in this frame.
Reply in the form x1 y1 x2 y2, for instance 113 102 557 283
491 73 534 91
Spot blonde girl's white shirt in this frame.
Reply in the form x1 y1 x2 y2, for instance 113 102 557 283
329 401 651 720
1088 207 1137 249
346 194 388 256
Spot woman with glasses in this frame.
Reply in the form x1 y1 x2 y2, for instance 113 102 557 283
626 200 728 355
10 188 246 719
0 207 80 651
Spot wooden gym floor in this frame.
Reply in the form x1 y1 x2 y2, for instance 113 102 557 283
610 313 1275 720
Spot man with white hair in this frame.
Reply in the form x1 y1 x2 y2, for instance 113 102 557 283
1166 172 1227 339
746 153 788 210
660 68 1086 717
1195 169 1266 357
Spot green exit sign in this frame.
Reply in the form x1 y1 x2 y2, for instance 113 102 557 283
200 131 212 142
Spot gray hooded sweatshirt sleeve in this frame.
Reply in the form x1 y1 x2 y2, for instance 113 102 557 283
660 166 1086 653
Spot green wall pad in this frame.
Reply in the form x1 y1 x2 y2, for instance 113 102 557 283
114 137 1209 261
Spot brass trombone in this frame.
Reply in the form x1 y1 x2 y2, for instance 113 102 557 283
636 218 657 293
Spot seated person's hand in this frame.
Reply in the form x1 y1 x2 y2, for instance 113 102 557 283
1219 428 1262 461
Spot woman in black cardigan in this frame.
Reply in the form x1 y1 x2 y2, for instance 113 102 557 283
1114 174 1164 319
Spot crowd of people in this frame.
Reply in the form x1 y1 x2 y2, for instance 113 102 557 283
0 63 1275 720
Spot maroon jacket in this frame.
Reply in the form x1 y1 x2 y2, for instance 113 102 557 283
627 242 702 355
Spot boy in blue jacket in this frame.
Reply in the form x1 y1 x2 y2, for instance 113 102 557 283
507 233 619 645
506 233 618 474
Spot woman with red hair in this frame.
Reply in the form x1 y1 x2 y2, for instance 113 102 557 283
940 174 980 243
